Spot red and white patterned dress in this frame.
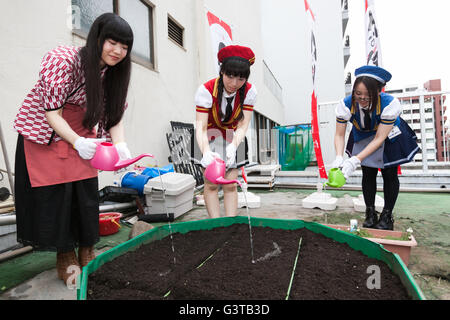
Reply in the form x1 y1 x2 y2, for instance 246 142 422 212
13 45 118 187
13 45 113 145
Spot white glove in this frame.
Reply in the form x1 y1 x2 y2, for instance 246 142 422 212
225 143 237 168
200 150 221 168
73 137 106 160
341 156 361 179
331 155 344 168
115 142 132 160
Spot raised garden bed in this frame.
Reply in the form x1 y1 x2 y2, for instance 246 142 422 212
79 217 424 300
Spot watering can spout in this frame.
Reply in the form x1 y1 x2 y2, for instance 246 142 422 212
216 177 242 188
90 142 154 171
113 153 154 171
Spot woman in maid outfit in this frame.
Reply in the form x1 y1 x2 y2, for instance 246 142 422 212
194 45 257 218
13 13 133 286
332 65 419 230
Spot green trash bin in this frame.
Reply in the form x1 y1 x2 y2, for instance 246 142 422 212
275 125 314 171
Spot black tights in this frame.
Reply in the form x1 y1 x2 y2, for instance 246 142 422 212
361 166 399 211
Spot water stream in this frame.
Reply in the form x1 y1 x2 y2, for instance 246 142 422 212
241 184 255 264
156 163 177 265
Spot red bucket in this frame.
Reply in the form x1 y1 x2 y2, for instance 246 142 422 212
99 212 122 236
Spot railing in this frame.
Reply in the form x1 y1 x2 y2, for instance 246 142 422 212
317 90 450 172
263 60 283 104
392 90 450 170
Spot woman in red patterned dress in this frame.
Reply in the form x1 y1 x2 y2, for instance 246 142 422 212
13 13 133 286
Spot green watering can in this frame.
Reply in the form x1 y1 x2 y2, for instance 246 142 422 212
324 168 346 188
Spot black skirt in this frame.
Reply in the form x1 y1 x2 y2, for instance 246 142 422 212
14 135 100 252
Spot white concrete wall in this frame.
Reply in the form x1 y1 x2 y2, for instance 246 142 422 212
260 0 344 166
313 0 346 103
260 0 345 127
1 0 74 190
202 0 284 125
0 0 285 190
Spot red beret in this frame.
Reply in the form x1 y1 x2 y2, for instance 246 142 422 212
218 45 255 65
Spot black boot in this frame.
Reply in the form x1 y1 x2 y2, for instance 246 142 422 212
375 209 394 230
362 206 378 228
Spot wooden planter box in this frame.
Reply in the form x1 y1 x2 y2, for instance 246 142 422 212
324 224 417 266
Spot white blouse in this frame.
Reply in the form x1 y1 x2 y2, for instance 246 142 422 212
335 96 402 124
195 84 257 119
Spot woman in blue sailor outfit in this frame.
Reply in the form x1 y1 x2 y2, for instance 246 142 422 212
332 66 419 230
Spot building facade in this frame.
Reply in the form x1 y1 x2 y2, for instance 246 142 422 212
0 0 346 189
387 79 448 162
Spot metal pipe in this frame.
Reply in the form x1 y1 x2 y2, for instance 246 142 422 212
440 95 447 162
418 92 428 172
275 183 450 193
0 246 33 263
0 201 136 226
0 214 16 226
0 121 15 201
99 201 136 212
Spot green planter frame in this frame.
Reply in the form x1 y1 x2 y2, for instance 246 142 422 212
77 216 425 300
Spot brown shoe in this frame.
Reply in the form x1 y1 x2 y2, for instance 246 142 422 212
78 246 96 268
56 250 80 286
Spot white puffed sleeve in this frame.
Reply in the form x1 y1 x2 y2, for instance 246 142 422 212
381 97 402 121
194 85 213 108
243 85 257 107
335 99 351 122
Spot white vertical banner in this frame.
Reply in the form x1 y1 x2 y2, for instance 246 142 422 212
365 0 382 66
206 11 233 73
365 0 402 173
304 0 327 179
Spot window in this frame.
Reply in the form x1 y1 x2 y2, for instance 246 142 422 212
71 0 113 33
168 15 184 48
71 0 154 69
119 0 154 67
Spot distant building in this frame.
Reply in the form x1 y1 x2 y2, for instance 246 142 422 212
386 79 448 162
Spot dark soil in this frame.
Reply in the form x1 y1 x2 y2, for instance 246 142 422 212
87 224 411 300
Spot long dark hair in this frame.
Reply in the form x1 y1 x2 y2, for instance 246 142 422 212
80 13 134 131
217 57 251 123
351 76 384 112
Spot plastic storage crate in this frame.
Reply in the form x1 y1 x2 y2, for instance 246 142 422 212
143 172 195 218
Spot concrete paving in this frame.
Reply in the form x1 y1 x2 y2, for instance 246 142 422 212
1 188 448 300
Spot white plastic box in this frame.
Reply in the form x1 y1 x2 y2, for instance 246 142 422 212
143 172 196 218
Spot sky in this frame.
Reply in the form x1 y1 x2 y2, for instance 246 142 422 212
346 0 450 92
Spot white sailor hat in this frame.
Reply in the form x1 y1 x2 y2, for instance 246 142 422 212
355 65 392 84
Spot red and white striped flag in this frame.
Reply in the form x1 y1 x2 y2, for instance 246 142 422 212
305 0 327 179
207 11 233 73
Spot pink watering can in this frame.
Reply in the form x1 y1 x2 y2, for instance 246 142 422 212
90 142 154 171
204 157 242 187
